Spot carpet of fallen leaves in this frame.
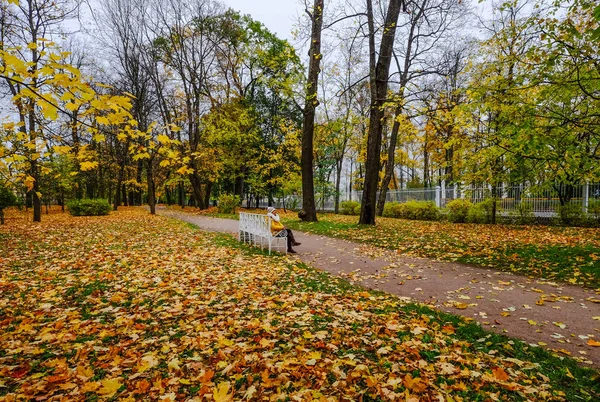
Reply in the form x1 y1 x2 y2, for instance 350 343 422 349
1 208 599 401
284 213 600 289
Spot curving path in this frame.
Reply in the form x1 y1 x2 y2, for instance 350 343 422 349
158 208 600 367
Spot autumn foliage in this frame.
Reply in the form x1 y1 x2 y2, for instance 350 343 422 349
1 208 598 400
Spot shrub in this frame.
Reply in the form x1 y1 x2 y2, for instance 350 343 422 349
0 185 17 224
588 200 600 225
383 201 439 221
445 199 473 223
466 198 500 224
216 193 240 214
340 200 361 215
402 200 439 221
67 199 111 216
287 197 300 211
511 201 535 225
382 202 403 218
558 202 585 226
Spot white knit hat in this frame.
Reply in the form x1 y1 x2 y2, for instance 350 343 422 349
267 207 276 213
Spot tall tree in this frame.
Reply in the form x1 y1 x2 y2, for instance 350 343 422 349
359 0 404 225
0 0 81 221
376 0 467 216
300 0 324 222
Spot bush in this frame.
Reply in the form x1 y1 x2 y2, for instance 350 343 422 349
404 200 439 221
588 200 600 225
383 201 439 221
445 199 473 223
340 200 361 215
287 197 300 211
0 185 17 224
466 198 500 224
216 193 240 214
67 199 111 216
558 202 585 226
511 201 535 225
382 202 403 218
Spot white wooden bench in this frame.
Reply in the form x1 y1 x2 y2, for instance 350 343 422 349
239 212 287 254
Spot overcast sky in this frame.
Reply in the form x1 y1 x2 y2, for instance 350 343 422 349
221 1 487 43
223 0 303 41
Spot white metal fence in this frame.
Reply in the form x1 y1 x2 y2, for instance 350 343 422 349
257 183 600 217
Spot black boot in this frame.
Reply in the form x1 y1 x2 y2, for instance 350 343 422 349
287 233 297 253
288 230 301 247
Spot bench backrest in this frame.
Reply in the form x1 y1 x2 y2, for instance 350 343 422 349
239 212 272 237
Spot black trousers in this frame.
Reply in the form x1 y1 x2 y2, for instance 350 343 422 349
282 228 296 250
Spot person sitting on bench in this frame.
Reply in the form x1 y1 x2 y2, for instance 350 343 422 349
266 207 301 253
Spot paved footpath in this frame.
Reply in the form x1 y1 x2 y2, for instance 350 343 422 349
158 208 600 367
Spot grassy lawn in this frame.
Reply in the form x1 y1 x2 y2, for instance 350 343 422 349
0 207 599 401
277 213 600 290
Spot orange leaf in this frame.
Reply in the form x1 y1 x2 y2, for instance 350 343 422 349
492 367 509 381
587 339 600 347
200 369 214 383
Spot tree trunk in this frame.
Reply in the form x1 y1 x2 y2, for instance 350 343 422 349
179 182 185 208
491 185 497 224
31 159 41 222
334 159 343 214
147 159 156 215
300 0 324 223
360 0 404 225
122 184 128 207
114 166 124 211
189 174 204 209
203 181 212 210
26 98 41 221
234 176 244 199
136 159 143 206
377 105 402 216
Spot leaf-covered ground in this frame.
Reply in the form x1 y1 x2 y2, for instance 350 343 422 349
282 213 600 289
1 208 599 401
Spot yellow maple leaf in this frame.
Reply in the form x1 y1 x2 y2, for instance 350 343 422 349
97 377 122 397
176 166 194 175
80 381 100 393
23 175 35 191
80 161 98 171
213 382 233 402
157 134 171 144
76 365 94 379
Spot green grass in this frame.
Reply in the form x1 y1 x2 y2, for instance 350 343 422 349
282 214 600 289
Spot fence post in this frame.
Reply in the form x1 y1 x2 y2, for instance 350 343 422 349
584 182 589 213
453 184 458 200
435 186 441 208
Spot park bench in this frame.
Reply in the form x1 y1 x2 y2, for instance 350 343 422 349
238 212 287 254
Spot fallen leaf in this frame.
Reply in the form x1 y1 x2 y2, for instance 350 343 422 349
98 378 122 397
